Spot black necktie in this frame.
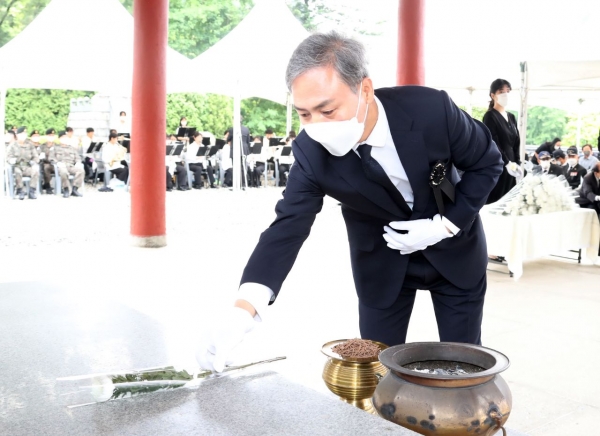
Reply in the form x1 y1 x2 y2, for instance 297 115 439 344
357 144 409 211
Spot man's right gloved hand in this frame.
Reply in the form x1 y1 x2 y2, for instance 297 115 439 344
8 158 16 165
195 307 256 372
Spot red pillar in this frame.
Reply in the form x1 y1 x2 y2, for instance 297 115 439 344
131 0 168 247
397 0 425 86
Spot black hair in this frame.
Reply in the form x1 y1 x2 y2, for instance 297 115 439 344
109 132 118 140
86 127 94 133
551 137 562 146
193 131 203 139
179 116 187 126
8 130 16 139
120 111 127 116
582 144 593 151
110 129 117 134
265 128 274 135
488 78 511 111
66 126 73 132
288 130 297 138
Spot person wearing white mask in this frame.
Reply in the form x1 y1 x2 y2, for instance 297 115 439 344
563 147 586 189
536 151 563 177
196 31 503 373
482 79 523 205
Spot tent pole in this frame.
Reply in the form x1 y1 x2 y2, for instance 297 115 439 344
576 98 584 148
466 87 474 116
519 62 528 165
286 93 292 135
232 80 241 192
1 87 7 198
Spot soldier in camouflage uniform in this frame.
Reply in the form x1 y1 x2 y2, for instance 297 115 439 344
6 127 39 200
38 128 58 194
55 131 84 198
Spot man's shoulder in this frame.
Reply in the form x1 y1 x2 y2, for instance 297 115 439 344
374 85 449 121
375 85 442 100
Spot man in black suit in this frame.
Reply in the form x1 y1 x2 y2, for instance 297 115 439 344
580 162 600 214
535 151 563 177
196 32 503 372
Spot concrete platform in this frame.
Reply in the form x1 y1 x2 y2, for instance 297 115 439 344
1 188 598 434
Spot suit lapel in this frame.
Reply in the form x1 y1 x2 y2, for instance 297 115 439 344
375 90 432 219
389 129 431 219
328 152 407 219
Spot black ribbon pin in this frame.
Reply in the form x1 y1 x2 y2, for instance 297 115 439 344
429 161 455 216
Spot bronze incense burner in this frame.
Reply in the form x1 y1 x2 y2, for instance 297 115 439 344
373 342 512 435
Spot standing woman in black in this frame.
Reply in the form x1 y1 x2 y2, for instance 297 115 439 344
483 78 522 204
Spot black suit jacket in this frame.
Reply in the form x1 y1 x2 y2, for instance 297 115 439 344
582 172 600 203
241 86 503 309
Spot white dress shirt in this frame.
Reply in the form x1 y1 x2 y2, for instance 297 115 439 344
238 96 458 320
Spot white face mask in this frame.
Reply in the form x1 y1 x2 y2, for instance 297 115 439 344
496 93 509 108
181 121 187 127
31 136 40 143
567 158 577 167
17 133 27 141
47 135 55 143
540 160 551 170
302 84 369 157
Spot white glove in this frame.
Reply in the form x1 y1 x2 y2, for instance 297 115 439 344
75 162 84 169
383 214 452 255
506 162 524 182
92 161 97 171
195 307 256 373
595 195 600 202
39 152 46 159
8 158 16 165
57 162 66 169
29 160 37 166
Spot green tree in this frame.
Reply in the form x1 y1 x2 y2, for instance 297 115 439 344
563 112 600 148
525 106 567 146
5 88 93 132
166 93 233 136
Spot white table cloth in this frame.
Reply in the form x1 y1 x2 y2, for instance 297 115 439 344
480 207 599 278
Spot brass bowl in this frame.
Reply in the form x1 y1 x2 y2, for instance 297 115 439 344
321 339 389 414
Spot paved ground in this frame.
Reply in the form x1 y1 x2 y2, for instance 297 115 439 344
1 187 598 435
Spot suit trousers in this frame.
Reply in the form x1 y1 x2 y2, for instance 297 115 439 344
358 252 486 347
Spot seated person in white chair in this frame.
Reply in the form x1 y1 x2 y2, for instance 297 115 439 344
55 130 84 198
6 126 39 200
101 132 129 190
186 132 216 189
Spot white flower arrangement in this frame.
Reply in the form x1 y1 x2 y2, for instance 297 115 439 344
488 173 578 216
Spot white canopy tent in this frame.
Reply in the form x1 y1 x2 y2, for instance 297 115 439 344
0 0 193 197
186 0 309 190
0 0 192 94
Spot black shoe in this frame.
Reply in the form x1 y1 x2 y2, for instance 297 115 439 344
71 187 83 197
176 186 187 191
28 188 37 200
46 188 54 195
167 187 173 192
17 189 25 200
192 184 202 190
210 184 217 189
98 186 113 192
62 188 70 198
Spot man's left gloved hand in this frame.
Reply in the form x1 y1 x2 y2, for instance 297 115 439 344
384 214 452 255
